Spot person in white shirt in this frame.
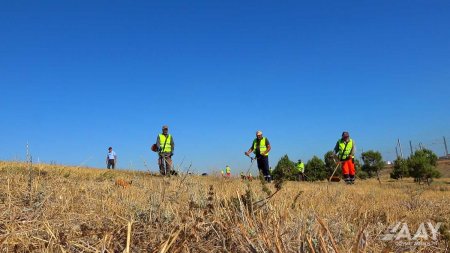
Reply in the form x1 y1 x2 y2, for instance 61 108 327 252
106 147 117 169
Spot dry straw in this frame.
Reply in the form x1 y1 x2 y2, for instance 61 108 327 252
0 161 448 252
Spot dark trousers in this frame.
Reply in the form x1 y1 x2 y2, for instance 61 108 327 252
107 159 115 169
297 173 304 181
158 154 173 175
257 155 271 181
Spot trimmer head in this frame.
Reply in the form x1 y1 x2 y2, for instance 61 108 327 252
330 176 341 182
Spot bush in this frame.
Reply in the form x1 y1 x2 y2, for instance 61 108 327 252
354 158 362 176
390 158 409 180
356 170 369 180
272 155 296 181
408 149 441 184
305 156 327 181
361 150 385 178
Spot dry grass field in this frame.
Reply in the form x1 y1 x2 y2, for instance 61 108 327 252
0 161 449 252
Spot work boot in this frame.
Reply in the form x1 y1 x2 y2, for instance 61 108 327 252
343 174 351 184
350 175 355 184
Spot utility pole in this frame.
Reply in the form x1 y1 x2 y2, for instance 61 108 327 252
409 140 413 157
444 136 448 157
395 146 399 159
397 139 403 158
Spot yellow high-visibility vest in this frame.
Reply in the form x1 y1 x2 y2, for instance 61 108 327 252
159 134 172 152
337 139 353 160
253 137 269 156
296 162 305 173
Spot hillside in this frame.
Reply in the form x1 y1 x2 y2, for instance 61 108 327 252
435 159 449 177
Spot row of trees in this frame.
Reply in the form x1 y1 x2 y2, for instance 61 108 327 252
271 149 441 184
390 149 441 184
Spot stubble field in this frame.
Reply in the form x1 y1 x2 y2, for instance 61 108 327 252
0 161 449 252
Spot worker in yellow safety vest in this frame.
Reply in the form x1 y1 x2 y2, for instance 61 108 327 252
156 125 175 176
334 131 355 184
245 130 272 182
225 165 231 178
296 159 305 181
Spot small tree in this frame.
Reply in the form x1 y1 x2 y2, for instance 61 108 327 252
305 156 327 181
390 158 409 180
361 150 385 182
272 155 296 181
408 149 441 185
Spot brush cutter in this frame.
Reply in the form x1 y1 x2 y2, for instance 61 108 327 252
301 172 309 180
245 155 256 175
329 155 341 182
329 163 341 182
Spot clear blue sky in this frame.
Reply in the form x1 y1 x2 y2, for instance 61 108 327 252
1 1 449 174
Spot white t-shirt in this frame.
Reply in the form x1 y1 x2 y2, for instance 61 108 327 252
107 151 116 160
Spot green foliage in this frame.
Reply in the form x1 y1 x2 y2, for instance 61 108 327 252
272 155 297 181
356 169 369 180
408 149 441 184
354 158 362 174
361 150 385 178
324 151 341 177
305 156 327 181
390 158 409 180
272 155 328 182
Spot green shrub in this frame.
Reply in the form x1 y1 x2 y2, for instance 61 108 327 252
305 156 327 181
361 150 385 178
390 158 409 179
272 155 296 181
408 149 441 184
356 170 369 180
